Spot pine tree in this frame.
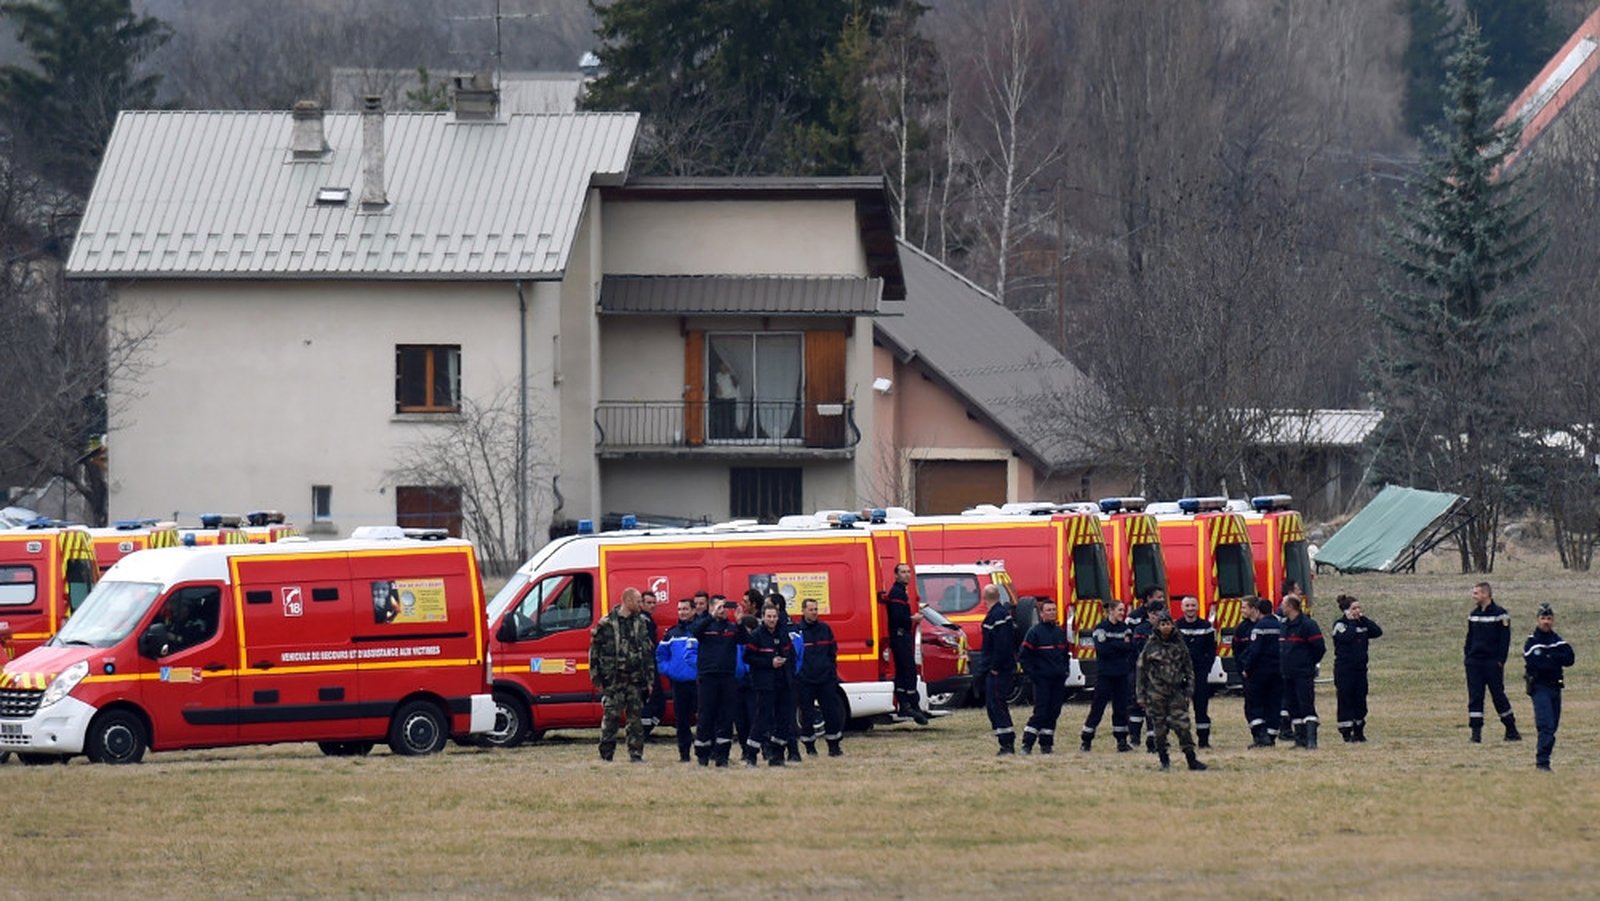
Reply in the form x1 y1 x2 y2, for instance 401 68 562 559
1401 0 1455 138
1370 21 1547 573
0 0 169 193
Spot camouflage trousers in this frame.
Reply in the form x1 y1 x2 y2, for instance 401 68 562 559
600 683 647 757
1144 695 1195 753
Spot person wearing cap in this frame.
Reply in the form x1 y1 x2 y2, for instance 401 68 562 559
1135 610 1206 771
1176 596 1218 749
1018 599 1071 754
1523 603 1574 771
1464 582 1521 743
1331 594 1383 742
1080 599 1136 753
980 583 1020 755
1279 594 1325 749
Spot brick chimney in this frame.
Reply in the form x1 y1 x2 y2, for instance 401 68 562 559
452 72 499 121
359 95 388 209
290 100 327 159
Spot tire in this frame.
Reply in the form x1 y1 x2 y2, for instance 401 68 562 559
0 751 11 764
85 709 148 765
17 752 64 766
479 690 531 749
388 699 448 756
317 741 374 757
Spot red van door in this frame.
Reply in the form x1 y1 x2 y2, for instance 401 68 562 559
492 569 601 730
135 582 238 750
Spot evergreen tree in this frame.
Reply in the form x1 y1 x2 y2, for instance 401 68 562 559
1370 21 1547 573
1401 0 1454 138
0 0 169 193
582 0 899 175
1404 0 1564 139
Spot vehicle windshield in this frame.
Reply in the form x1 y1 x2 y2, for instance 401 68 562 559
1215 543 1257 598
51 581 163 648
918 574 982 614
486 571 532 621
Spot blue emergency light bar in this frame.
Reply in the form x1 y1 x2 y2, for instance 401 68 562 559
837 513 859 528
199 513 223 528
1175 497 1228 514
1251 494 1294 512
1098 496 1148 514
577 519 594 535
620 514 638 529
869 508 888 524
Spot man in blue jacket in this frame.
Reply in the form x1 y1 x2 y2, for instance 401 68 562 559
656 597 700 762
1523 602 1574 771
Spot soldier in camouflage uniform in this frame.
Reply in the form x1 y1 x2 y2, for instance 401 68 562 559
1136 611 1208 772
590 587 658 763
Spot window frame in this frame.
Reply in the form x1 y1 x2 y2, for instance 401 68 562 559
311 485 333 523
395 344 462 414
0 564 38 607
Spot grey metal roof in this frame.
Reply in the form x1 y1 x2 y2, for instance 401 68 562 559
876 242 1096 469
67 109 638 279
599 275 883 316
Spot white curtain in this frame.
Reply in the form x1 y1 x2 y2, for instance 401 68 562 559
755 335 802 439
708 336 753 437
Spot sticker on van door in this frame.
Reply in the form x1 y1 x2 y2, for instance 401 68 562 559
282 586 304 617
370 578 447 624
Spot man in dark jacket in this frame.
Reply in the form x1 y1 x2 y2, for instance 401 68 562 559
1331 594 1382 743
795 598 846 757
1018 599 1070 754
744 603 794 766
656 598 700 762
881 563 929 724
589 587 658 763
1136 611 1206 771
1080 599 1136 753
691 595 747 766
1233 596 1258 740
1279 594 1326 749
1465 581 1521 743
1177 596 1217 749
1523 602 1575 771
979 584 1019 755
1240 598 1281 747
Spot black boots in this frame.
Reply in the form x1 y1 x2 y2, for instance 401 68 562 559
1128 721 1143 746
900 700 929 725
1184 748 1208 771
1293 725 1308 749
1339 726 1354 743
1080 733 1094 753
1504 716 1522 742
1353 722 1367 742
1115 734 1131 753
1470 722 1483 743
1304 722 1318 750
802 740 818 757
1248 725 1269 748
826 738 843 757
1021 733 1036 755
1039 737 1054 756
787 740 802 763
1158 749 1171 771
743 746 759 768
1197 728 1210 749
679 745 692 762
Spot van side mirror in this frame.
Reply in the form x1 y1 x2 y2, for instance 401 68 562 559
496 616 519 644
140 623 170 658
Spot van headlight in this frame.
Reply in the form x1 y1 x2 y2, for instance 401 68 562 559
39 661 88 709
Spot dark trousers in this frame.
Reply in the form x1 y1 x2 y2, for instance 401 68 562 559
1466 659 1513 723
670 679 698 755
795 678 844 740
1531 684 1561 766
1024 677 1065 747
772 679 796 744
1191 669 1213 732
890 627 918 707
695 674 737 757
1245 671 1282 735
986 670 1015 737
733 679 753 745
1283 673 1317 724
750 686 779 750
1081 670 1130 737
1334 665 1368 727
642 676 666 726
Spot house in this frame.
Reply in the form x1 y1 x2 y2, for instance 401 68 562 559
65 91 905 556
872 242 1116 513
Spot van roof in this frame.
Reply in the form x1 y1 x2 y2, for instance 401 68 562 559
515 523 903 576
102 538 476 587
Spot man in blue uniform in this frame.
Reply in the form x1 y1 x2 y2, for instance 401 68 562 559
1523 602 1573 771
1465 582 1520 743
881 563 929 725
1177 596 1217 749
691 595 747 766
979 584 1019 755
1240 598 1281 747
1279 594 1325 749
1080 599 1135 752
1018 599 1070 754
795 598 846 757
1331 594 1382 742
656 598 700 762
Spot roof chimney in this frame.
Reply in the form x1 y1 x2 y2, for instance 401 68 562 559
452 72 499 121
290 100 327 159
359 95 388 210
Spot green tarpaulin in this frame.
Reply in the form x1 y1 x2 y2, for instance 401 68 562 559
1315 486 1463 573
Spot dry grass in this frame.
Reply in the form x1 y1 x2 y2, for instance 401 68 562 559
5 552 1600 897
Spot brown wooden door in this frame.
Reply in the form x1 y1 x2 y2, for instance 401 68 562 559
395 485 463 536
803 330 847 447
914 461 1007 515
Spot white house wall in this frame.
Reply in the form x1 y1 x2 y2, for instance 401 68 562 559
557 193 603 525
601 459 855 524
108 279 561 536
600 200 867 275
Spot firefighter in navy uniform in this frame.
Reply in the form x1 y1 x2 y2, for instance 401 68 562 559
1080 599 1136 752
979 584 1019 755
1240 598 1281 747
880 563 929 725
1278 594 1326 749
1018 599 1071 754
1126 585 1166 750
1331 594 1383 742
1233 596 1258 741
691 595 747 766
744 603 794 767
1523 603 1575 771
1464 581 1521 743
1176 596 1218 749
795 598 846 757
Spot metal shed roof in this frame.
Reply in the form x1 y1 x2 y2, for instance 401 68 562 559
599 275 883 316
67 109 638 280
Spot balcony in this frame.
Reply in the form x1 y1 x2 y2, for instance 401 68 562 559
595 400 858 459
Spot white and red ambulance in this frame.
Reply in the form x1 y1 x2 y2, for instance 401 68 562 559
0 530 494 764
481 517 917 747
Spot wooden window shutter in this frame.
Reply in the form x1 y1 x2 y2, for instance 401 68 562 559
684 330 705 446
803 330 847 447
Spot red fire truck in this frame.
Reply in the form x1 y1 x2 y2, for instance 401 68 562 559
0 530 494 764
1236 495 1315 613
1080 497 1170 667
242 510 302 544
481 516 916 748
180 514 250 547
0 527 99 658
1152 497 1259 681
87 521 181 571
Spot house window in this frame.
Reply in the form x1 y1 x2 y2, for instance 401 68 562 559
395 485 463 537
729 467 802 523
708 333 803 442
395 345 461 413
311 485 333 522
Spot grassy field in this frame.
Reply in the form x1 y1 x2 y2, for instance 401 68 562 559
4 552 1599 897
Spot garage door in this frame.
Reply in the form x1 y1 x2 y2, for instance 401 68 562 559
915 460 1007 515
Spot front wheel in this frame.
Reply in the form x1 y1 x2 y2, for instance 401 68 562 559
479 690 532 749
388 700 448 756
86 709 148 765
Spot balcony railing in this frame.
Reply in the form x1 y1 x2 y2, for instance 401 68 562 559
595 400 858 450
